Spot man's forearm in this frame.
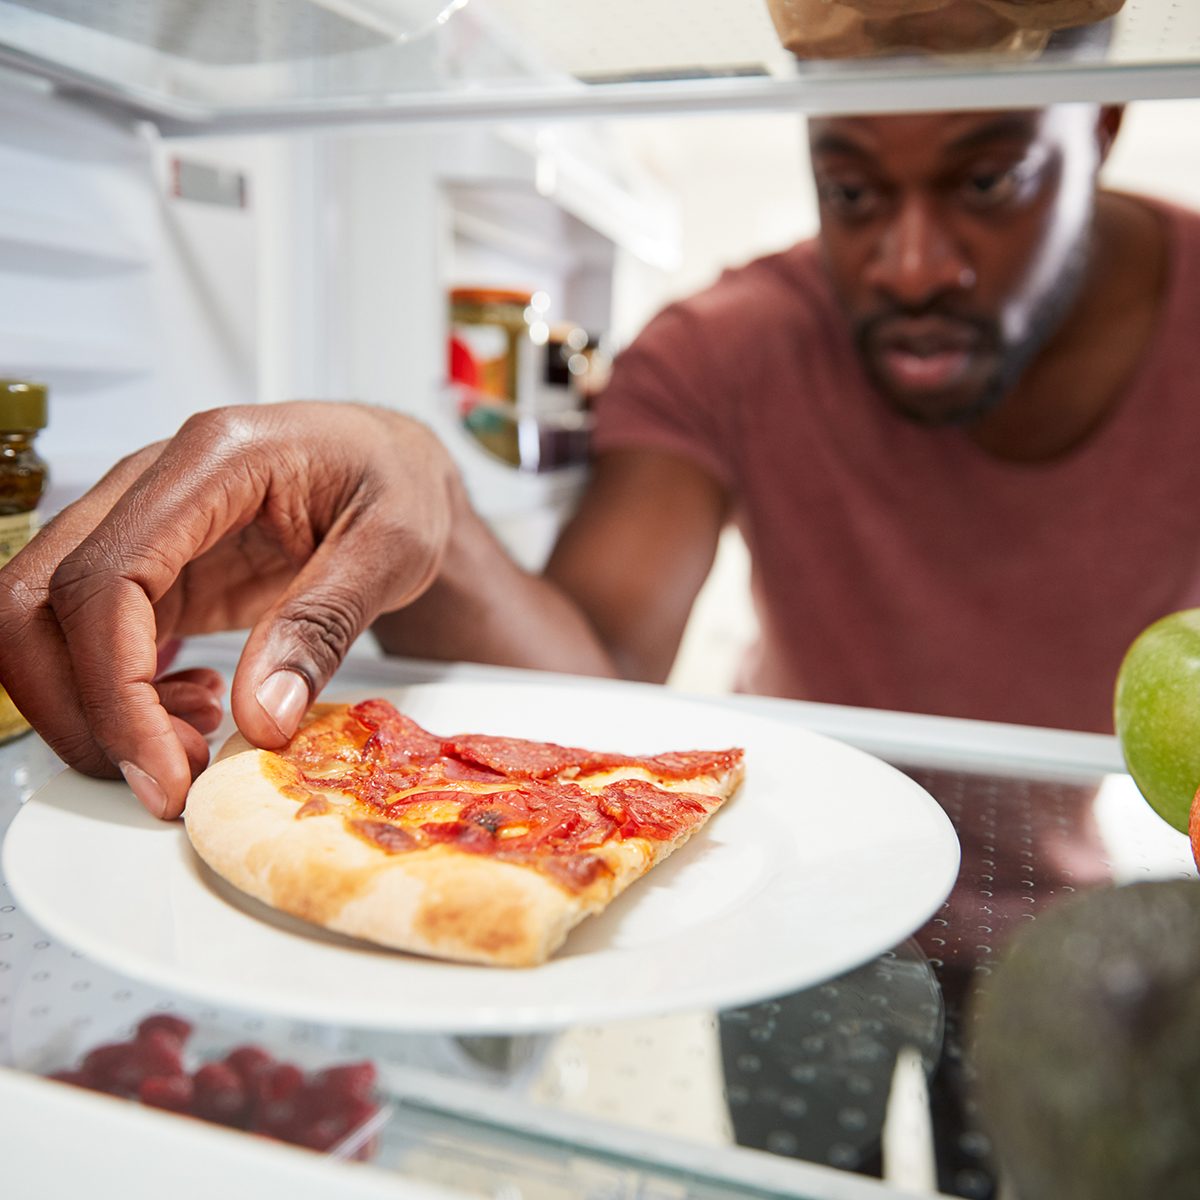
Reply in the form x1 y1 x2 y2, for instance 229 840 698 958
370 490 619 678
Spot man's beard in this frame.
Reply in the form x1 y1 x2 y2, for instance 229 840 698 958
853 233 1094 429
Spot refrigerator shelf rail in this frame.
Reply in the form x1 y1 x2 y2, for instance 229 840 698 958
2 0 1200 132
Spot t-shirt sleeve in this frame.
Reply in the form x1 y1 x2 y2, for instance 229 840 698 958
590 299 737 492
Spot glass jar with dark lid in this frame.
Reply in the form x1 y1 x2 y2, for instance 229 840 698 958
0 378 48 743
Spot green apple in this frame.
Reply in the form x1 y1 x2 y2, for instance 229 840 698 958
1114 608 1200 834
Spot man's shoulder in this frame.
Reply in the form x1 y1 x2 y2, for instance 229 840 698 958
1118 191 1200 329
1122 190 1200 249
665 238 834 335
695 238 826 305
1139 192 1200 226
1161 196 1200 266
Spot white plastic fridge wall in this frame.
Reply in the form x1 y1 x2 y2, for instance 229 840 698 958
0 74 259 507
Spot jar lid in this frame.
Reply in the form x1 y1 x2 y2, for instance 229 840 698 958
450 286 533 309
0 380 48 430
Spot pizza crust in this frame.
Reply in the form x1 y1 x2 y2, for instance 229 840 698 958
186 747 600 966
185 707 742 967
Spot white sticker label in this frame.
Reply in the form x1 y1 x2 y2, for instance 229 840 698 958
0 510 37 568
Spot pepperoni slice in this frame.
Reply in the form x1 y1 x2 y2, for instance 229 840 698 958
446 734 743 782
352 701 444 768
641 748 744 780
442 734 631 780
352 702 506 782
597 778 710 840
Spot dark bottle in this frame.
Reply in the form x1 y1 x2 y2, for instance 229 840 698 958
0 379 48 744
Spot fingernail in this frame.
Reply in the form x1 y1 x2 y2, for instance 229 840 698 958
119 761 170 819
255 670 310 740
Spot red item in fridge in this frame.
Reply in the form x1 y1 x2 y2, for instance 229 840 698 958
448 334 480 390
136 1014 194 1045
223 1044 276 1088
311 1061 377 1104
192 1061 251 1126
139 1074 195 1113
46 1019 383 1158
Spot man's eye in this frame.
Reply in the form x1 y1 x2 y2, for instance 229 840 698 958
818 179 882 219
960 166 1024 209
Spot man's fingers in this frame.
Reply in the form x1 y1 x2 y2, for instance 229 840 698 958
155 668 225 735
154 679 221 716
0 444 170 780
39 418 276 812
173 716 213 792
0 405 456 814
156 676 224 736
49 564 196 816
230 513 445 746
154 666 225 695
230 576 367 747
124 717 210 820
0 576 108 775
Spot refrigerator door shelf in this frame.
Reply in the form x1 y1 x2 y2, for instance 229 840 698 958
2 0 1200 131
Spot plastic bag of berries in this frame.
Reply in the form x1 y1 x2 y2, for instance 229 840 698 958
47 1014 387 1158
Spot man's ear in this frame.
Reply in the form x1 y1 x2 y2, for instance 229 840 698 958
1096 105 1125 165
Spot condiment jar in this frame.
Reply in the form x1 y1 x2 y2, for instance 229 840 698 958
448 286 536 408
0 379 48 744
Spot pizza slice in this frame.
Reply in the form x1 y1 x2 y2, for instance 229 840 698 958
184 699 745 967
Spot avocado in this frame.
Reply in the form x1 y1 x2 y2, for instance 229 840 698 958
970 881 1200 1200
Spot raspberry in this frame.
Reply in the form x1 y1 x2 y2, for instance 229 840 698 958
335 1096 380 1136
223 1045 274 1087
192 1062 249 1126
124 1030 185 1082
81 1043 135 1093
136 1015 194 1046
139 1075 195 1113
254 1062 305 1106
251 1099 302 1142
296 1116 347 1152
311 1062 377 1103
252 1063 306 1130
294 1095 379 1154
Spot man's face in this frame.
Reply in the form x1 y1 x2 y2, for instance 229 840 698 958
809 107 1107 426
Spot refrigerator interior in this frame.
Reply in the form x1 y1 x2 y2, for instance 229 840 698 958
5 5 1200 1197
7 64 1200 681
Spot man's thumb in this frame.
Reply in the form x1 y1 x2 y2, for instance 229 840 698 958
230 582 372 748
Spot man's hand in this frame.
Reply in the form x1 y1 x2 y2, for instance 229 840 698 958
0 402 460 820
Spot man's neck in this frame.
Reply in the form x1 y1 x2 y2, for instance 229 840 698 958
968 192 1169 463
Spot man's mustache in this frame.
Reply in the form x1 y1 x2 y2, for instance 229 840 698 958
855 304 999 346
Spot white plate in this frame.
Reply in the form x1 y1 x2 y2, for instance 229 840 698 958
2 681 959 1033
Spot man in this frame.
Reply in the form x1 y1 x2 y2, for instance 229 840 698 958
582 102 1178 729
0 104 1188 821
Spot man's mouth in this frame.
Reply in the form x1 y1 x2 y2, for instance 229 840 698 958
869 318 983 395
878 345 973 392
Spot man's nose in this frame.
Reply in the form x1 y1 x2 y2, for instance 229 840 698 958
865 197 975 306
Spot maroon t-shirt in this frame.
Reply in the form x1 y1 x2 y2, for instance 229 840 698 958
592 198 1200 733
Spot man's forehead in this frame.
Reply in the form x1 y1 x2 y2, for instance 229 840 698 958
808 110 1046 159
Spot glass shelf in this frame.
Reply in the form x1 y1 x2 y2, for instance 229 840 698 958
3 643 1194 1199
1 0 1200 133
